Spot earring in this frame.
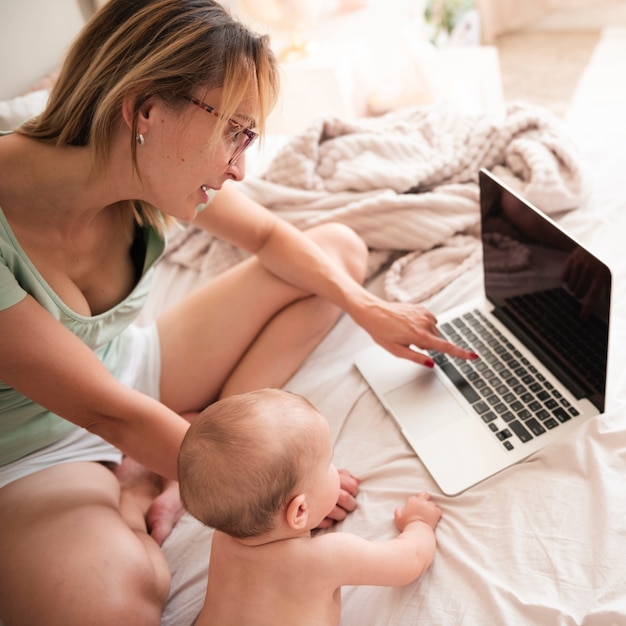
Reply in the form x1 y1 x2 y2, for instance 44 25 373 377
136 133 145 145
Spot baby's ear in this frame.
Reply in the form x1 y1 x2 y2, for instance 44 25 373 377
285 493 308 530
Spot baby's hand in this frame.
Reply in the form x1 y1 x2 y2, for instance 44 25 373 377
394 492 442 532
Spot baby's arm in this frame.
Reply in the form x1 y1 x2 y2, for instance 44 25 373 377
321 492 441 588
391 492 441 580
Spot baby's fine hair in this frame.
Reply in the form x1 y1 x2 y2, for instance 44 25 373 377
178 389 319 539
18 0 278 233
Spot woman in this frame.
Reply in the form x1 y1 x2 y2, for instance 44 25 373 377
0 0 474 624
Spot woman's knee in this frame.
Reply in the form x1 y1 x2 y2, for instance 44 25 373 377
307 223 369 283
42 532 169 626
96 542 170 626
88 493 172 624
0 463 170 626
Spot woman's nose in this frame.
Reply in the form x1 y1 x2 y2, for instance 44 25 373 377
226 155 246 181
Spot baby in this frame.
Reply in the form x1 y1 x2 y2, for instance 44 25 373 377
178 388 442 626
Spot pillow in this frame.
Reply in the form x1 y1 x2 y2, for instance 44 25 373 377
0 90 50 131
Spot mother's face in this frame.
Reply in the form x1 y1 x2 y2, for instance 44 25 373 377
132 88 258 221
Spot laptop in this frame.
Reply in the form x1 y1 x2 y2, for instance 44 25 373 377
355 168 612 495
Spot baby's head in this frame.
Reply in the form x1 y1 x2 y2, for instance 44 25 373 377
178 388 339 539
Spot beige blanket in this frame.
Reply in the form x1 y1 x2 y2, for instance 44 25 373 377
165 101 585 303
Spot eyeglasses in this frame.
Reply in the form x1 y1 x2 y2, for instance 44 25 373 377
185 95 258 165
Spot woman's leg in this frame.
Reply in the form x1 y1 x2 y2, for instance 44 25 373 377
157 223 368 412
0 462 170 626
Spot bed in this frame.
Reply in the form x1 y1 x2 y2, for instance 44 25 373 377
156 28 626 626
1 2 625 624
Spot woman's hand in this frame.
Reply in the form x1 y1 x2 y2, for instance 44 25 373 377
316 469 360 529
354 298 477 367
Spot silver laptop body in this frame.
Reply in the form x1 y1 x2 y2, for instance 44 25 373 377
355 168 612 495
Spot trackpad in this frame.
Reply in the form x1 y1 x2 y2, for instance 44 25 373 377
384 372 469 440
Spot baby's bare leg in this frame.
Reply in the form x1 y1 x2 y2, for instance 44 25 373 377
0 461 170 626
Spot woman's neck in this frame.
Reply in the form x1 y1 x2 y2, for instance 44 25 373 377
0 132 132 222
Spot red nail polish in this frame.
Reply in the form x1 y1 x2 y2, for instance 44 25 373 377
470 352 479 360
425 359 435 368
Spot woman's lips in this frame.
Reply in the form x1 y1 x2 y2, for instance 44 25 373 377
196 185 212 213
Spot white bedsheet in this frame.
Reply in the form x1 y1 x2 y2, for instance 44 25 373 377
158 29 626 626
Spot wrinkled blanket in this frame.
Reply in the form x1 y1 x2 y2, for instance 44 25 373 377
165 101 585 303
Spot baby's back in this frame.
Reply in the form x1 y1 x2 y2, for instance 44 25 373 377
195 530 341 626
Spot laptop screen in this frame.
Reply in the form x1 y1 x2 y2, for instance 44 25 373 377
479 169 611 412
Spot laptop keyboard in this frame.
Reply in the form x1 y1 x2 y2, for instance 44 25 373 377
429 309 580 451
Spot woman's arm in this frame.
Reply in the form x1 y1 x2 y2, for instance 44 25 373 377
0 296 187 481
193 183 475 364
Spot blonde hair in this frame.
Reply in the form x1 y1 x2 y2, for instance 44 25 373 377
178 389 321 539
17 0 278 234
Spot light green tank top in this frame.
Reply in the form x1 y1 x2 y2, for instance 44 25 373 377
0 205 166 465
